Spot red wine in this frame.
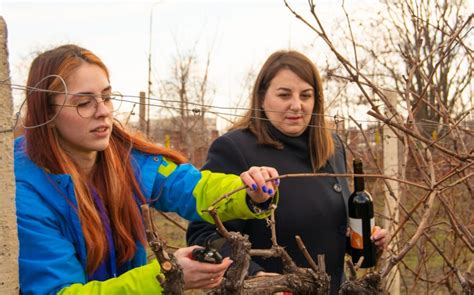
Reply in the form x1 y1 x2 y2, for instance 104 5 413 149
348 159 377 268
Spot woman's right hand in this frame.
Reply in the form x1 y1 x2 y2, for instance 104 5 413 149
240 166 279 204
174 246 233 289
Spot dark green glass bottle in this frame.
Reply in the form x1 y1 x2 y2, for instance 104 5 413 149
348 158 377 268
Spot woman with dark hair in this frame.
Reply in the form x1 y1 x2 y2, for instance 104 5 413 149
187 50 387 294
15 44 279 294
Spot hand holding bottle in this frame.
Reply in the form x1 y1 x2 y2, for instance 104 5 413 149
371 226 388 250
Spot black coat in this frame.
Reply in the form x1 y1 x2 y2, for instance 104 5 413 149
186 127 351 294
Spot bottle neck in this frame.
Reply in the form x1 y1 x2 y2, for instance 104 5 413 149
353 160 365 192
354 175 365 192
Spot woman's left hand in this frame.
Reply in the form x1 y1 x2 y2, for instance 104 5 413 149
174 246 233 290
371 226 389 250
240 166 279 203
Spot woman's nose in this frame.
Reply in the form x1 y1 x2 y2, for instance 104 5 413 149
289 96 302 111
94 99 111 117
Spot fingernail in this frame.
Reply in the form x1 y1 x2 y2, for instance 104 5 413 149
274 179 280 185
268 189 273 195
262 185 267 193
251 184 257 191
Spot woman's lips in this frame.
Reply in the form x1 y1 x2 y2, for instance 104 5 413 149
91 126 110 136
286 116 302 121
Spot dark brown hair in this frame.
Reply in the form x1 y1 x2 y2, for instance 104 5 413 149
232 50 334 171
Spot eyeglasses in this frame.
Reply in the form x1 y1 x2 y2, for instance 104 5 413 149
51 92 123 118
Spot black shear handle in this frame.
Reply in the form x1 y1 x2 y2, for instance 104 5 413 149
191 247 223 264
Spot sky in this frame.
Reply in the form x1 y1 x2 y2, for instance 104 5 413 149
0 0 376 129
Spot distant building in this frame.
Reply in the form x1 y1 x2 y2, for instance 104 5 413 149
340 124 384 174
128 115 219 167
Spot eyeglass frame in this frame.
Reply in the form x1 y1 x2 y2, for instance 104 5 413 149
50 92 122 118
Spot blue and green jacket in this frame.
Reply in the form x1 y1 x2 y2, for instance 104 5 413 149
14 136 273 294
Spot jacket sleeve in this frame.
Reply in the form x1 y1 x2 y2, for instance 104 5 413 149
186 134 266 276
57 261 162 295
16 181 163 295
148 146 276 223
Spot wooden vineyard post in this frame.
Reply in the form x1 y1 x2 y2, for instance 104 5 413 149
0 16 19 294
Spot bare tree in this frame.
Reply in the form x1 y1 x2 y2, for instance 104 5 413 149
151 41 216 167
283 0 473 293
357 0 472 139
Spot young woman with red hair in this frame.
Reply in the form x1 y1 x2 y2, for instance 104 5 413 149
15 44 278 294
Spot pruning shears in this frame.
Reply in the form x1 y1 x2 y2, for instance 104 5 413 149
190 234 225 264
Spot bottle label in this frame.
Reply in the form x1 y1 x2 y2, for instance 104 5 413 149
349 217 375 249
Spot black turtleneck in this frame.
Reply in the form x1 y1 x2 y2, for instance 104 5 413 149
186 127 350 294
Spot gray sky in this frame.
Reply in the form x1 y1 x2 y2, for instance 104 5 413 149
0 0 375 128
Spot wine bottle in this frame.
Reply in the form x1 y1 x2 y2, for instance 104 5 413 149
348 158 377 268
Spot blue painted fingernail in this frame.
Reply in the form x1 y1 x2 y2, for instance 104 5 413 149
251 184 257 191
262 185 267 193
268 189 273 195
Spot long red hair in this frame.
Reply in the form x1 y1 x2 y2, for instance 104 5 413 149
24 44 187 274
